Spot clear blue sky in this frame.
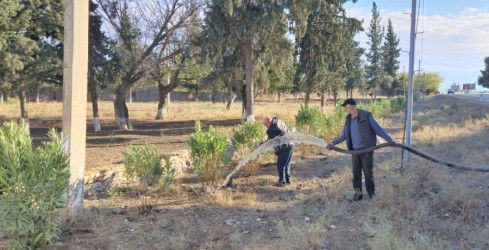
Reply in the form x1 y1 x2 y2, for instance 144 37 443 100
344 0 489 92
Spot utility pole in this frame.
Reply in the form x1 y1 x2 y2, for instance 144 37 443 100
405 0 417 169
416 60 422 113
403 65 406 96
62 0 89 216
423 72 426 101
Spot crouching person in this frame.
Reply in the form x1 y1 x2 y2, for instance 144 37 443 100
262 117 295 187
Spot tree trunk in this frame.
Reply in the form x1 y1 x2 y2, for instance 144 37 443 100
36 89 40 103
304 85 311 104
167 92 171 111
320 92 325 114
155 80 171 120
2 90 6 102
278 92 281 103
114 84 132 130
155 93 169 120
155 58 183 120
226 92 236 110
89 74 101 132
19 88 29 128
241 84 247 121
245 38 254 123
0 93 3 103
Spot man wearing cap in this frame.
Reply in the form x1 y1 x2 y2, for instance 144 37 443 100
328 98 395 201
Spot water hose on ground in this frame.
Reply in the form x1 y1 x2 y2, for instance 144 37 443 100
329 142 489 172
216 133 489 191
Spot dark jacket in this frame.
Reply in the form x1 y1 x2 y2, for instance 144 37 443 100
266 117 289 155
345 109 377 150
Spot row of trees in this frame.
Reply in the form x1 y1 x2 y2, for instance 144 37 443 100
1 0 443 130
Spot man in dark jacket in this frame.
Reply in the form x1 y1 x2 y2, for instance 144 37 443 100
328 98 395 201
263 117 295 187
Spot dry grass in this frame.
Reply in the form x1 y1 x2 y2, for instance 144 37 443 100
2 95 489 249
0 98 332 125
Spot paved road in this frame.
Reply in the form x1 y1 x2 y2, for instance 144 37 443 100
446 93 489 102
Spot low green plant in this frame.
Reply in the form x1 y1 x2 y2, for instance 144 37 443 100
295 103 327 136
391 96 407 112
231 122 265 176
324 104 347 139
122 144 174 187
189 121 228 184
160 154 176 188
0 121 70 249
231 121 266 158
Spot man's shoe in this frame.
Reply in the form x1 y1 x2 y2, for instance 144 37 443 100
274 182 286 187
368 193 375 200
348 193 363 202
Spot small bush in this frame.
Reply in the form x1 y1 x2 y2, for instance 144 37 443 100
122 144 174 187
231 122 266 158
0 121 69 249
324 104 347 140
159 154 176 188
295 103 327 136
391 96 407 112
122 144 174 213
231 122 266 176
189 121 228 184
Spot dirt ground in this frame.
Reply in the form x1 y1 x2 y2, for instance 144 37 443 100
2 95 489 249
28 118 243 170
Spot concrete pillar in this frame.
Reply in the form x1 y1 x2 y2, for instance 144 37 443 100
62 0 89 216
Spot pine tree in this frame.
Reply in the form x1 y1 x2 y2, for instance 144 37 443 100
200 0 292 122
345 40 366 98
382 19 401 77
365 2 384 100
381 19 401 96
0 0 63 120
296 1 361 107
478 57 489 88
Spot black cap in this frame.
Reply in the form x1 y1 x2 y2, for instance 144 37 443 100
340 98 357 107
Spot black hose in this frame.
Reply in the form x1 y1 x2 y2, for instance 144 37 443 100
329 143 489 172
216 137 489 192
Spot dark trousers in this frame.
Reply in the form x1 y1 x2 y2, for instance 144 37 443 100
351 151 375 196
277 144 295 183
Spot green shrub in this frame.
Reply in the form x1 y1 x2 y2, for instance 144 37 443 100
295 103 327 136
324 104 347 140
391 96 407 112
160 154 176 188
122 144 174 187
231 122 266 176
189 121 228 184
231 121 266 158
0 121 69 249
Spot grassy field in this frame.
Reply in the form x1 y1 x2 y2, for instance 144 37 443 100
1 95 489 249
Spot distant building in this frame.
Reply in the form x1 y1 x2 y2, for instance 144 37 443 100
450 84 460 91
